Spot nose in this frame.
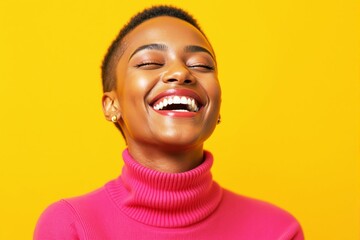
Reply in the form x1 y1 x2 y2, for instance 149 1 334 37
161 62 196 85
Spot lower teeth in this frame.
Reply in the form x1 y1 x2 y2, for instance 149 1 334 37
172 109 189 112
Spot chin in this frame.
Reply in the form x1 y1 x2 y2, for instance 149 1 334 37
154 129 213 149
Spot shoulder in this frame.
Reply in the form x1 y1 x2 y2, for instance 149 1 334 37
34 187 110 240
217 189 304 239
222 189 296 219
34 200 82 240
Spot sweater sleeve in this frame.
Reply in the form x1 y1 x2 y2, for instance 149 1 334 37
291 222 305 240
34 200 81 240
280 221 305 240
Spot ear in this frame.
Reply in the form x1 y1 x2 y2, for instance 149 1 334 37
102 91 121 122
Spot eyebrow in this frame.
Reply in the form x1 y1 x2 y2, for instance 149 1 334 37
129 43 168 60
128 43 215 61
184 45 214 59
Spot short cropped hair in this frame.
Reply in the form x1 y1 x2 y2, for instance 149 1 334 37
101 5 206 138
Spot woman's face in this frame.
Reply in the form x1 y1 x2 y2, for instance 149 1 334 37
109 16 221 149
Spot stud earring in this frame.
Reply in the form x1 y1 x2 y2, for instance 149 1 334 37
217 115 221 124
111 115 118 123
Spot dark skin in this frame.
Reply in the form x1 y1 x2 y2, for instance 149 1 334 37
102 16 221 173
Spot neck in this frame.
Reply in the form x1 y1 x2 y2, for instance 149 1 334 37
126 141 204 173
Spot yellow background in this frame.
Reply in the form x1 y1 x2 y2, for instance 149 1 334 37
1 0 359 239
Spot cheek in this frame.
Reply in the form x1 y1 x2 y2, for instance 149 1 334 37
131 75 151 91
122 71 157 100
204 80 222 105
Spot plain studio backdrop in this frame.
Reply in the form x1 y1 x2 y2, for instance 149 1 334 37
0 0 359 239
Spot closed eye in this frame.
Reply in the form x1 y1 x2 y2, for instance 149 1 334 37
135 62 164 69
188 64 215 71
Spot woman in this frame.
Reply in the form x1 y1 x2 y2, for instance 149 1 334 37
35 5 304 239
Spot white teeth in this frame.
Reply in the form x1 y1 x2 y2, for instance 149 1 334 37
152 95 200 112
173 109 189 112
173 96 181 104
180 97 187 104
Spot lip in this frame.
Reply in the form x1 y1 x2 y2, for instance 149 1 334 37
149 88 204 117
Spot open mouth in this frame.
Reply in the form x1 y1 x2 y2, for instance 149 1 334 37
149 89 204 116
152 96 200 112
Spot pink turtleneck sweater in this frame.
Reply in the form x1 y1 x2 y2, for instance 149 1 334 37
34 150 304 239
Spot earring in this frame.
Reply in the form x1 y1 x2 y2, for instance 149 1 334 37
111 115 118 123
217 115 221 124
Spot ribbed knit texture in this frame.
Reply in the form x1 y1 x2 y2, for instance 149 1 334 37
106 150 223 227
34 149 304 240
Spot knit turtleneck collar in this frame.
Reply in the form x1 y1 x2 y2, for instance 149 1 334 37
105 149 223 228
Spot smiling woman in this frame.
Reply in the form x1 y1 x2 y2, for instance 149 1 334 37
34 5 304 240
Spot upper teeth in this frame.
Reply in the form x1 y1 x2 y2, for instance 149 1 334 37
153 96 199 112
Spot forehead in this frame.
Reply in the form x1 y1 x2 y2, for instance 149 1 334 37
121 16 212 56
